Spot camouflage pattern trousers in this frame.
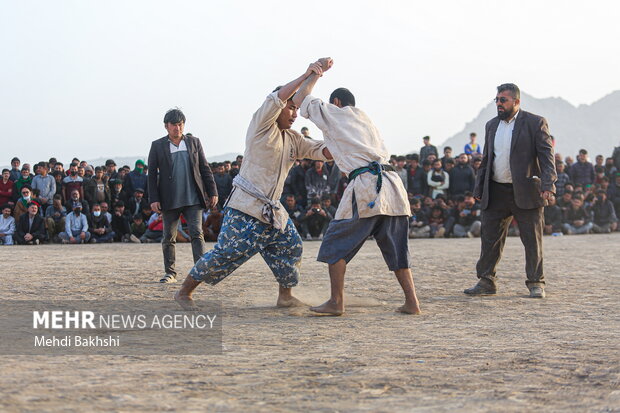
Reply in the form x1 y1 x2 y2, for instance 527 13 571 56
189 208 302 287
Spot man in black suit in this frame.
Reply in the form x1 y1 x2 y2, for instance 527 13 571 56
148 109 218 283
15 202 46 244
465 83 556 298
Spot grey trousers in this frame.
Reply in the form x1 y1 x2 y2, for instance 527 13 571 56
162 204 205 277
476 181 545 287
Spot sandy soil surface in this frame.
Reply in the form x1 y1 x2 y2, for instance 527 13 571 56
1 233 619 412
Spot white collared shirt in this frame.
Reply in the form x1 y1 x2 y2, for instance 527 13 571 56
492 111 519 184
169 138 187 153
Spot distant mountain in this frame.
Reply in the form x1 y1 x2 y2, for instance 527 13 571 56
438 91 620 159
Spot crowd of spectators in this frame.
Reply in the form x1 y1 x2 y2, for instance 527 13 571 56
1 133 619 246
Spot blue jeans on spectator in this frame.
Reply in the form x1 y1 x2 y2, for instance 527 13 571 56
60 230 91 243
162 205 205 278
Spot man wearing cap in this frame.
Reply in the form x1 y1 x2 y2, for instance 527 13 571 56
124 159 148 198
148 108 218 283
291 57 421 316
60 202 90 244
15 202 46 245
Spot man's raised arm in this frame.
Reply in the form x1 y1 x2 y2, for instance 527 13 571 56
277 60 325 102
292 57 333 107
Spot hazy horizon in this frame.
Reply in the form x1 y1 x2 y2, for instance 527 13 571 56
3 0 620 164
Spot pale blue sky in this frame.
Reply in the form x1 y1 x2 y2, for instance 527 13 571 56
2 0 619 165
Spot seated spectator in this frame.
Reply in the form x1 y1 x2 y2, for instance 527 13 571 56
100 201 113 225
300 197 331 240
0 169 14 206
130 215 147 239
84 166 110 206
89 203 115 243
562 195 593 235
127 188 149 217
543 195 563 235
140 204 153 222
608 172 620 214
283 194 303 233
141 212 163 243
591 190 618 233
451 193 481 238
594 166 606 185
15 202 46 245
557 189 573 211
408 198 430 238
13 185 33 222
44 194 67 243
428 205 447 238
0 204 16 245
65 189 91 217
175 215 191 243
60 202 91 244
427 159 449 199
203 206 223 242
321 194 337 218
111 201 134 243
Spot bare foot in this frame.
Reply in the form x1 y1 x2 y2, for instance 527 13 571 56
396 302 421 315
309 299 344 316
276 295 306 308
174 291 199 311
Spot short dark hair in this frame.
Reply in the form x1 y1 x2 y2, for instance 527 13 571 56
410 198 420 206
2 169 8 174
21 184 32 192
464 191 474 198
410 154 420 162
1 203 11 211
53 194 62 201
164 108 186 124
11 157 20 163
444 146 452 152
470 132 477 137
496 83 520 100
396 156 406 162
329 88 355 107
301 127 309 132
310 197 321 205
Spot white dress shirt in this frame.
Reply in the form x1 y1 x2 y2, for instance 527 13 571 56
492 111 519 183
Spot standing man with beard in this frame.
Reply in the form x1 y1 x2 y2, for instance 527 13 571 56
174 59 332 310
464 83 556 299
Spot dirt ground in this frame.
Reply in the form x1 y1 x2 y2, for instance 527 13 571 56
1 233 619 412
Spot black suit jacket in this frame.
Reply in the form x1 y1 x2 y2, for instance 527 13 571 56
474 110 556 210
16 214 46 240
148 134 217 211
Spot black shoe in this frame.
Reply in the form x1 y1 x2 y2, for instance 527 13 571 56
464 280 497 295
